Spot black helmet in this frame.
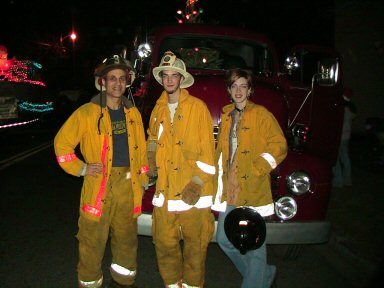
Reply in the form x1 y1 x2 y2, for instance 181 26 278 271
224 207 266 255
94 55 134 77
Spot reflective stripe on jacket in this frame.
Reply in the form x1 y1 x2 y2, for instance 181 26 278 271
54 93 148 221
147 89 216 210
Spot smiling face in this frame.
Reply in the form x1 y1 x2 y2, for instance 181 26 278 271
102 68 127 99
226 69 255 110
228 76 251 109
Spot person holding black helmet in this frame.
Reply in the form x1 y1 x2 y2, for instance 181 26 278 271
212 68 287 288
54 55 149 288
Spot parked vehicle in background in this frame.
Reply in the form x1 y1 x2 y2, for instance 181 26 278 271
130 24 344 245
0 45 54 130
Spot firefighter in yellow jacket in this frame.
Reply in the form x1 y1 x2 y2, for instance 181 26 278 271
54 55 148 288
213 69 287 288
147 51 216 288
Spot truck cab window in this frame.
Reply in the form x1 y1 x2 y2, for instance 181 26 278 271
287 50 330 85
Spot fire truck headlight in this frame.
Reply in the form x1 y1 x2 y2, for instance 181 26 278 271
275 196 297 220
287 171 311 195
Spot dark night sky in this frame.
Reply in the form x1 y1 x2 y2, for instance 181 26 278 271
2 0 335 89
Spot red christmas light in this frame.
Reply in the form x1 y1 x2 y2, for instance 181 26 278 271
176 0 203 24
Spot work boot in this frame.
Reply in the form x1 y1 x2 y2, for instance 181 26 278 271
107 278 138 288
181 283 200 288
165 281 182 288
78 277 103 288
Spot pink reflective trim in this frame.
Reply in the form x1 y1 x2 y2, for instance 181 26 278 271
94 135 109 208
140 165 150 174
83 135 109 218
56 153 78 163
83 204 103 217
134 205 142 215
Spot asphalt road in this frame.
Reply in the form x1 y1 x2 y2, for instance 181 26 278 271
0 121 382 287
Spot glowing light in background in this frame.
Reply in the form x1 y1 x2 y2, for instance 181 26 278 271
176 0 203 24
18 101 54 113
0 60 46 86
70 32 77 41
0 118 39 129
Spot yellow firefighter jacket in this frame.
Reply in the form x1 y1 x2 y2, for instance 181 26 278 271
54 93 148 221
147 89 216 211
215 101 287 208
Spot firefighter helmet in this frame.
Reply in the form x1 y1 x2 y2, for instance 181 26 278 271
95 55 133 77
94 55 135 90
152 51 194 88
224 207 266 254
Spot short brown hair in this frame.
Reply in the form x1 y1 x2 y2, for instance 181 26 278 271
225 68 255 93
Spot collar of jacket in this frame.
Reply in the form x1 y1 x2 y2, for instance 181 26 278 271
90 91 134 109
156 88 190 105
222 100 256 115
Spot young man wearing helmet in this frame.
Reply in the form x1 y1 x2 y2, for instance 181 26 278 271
147 51 216 288
213 68 287 288
54 55 148 288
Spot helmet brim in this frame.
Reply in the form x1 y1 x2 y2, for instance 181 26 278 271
152 66 194 89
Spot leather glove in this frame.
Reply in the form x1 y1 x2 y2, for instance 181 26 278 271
147 151 157 177
181 181 202 205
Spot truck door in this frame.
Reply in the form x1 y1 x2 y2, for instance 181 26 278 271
282 46 344 167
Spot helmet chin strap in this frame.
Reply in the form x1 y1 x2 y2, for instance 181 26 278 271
97 87 104 135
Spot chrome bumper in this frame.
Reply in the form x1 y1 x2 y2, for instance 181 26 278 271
138 214 331 244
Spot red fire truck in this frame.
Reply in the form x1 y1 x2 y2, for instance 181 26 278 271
131 24 343 245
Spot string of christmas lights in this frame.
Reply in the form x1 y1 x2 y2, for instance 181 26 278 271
0 118 39 129
0 60 46 86
0 49 54 129
18 101 54 113
176 0 204 24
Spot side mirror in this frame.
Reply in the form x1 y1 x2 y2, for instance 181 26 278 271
317 58 339 86
133 43 153 76
137 43 152 59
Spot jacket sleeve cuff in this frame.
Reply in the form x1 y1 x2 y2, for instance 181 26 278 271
79 163 87 177
191 175 204 186
147 140 157 152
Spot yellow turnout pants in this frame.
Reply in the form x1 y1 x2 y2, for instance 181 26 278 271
152 206 214 287
77 167 138 286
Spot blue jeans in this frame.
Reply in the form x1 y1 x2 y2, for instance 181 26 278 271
217 205 275 288
333 139 352 187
